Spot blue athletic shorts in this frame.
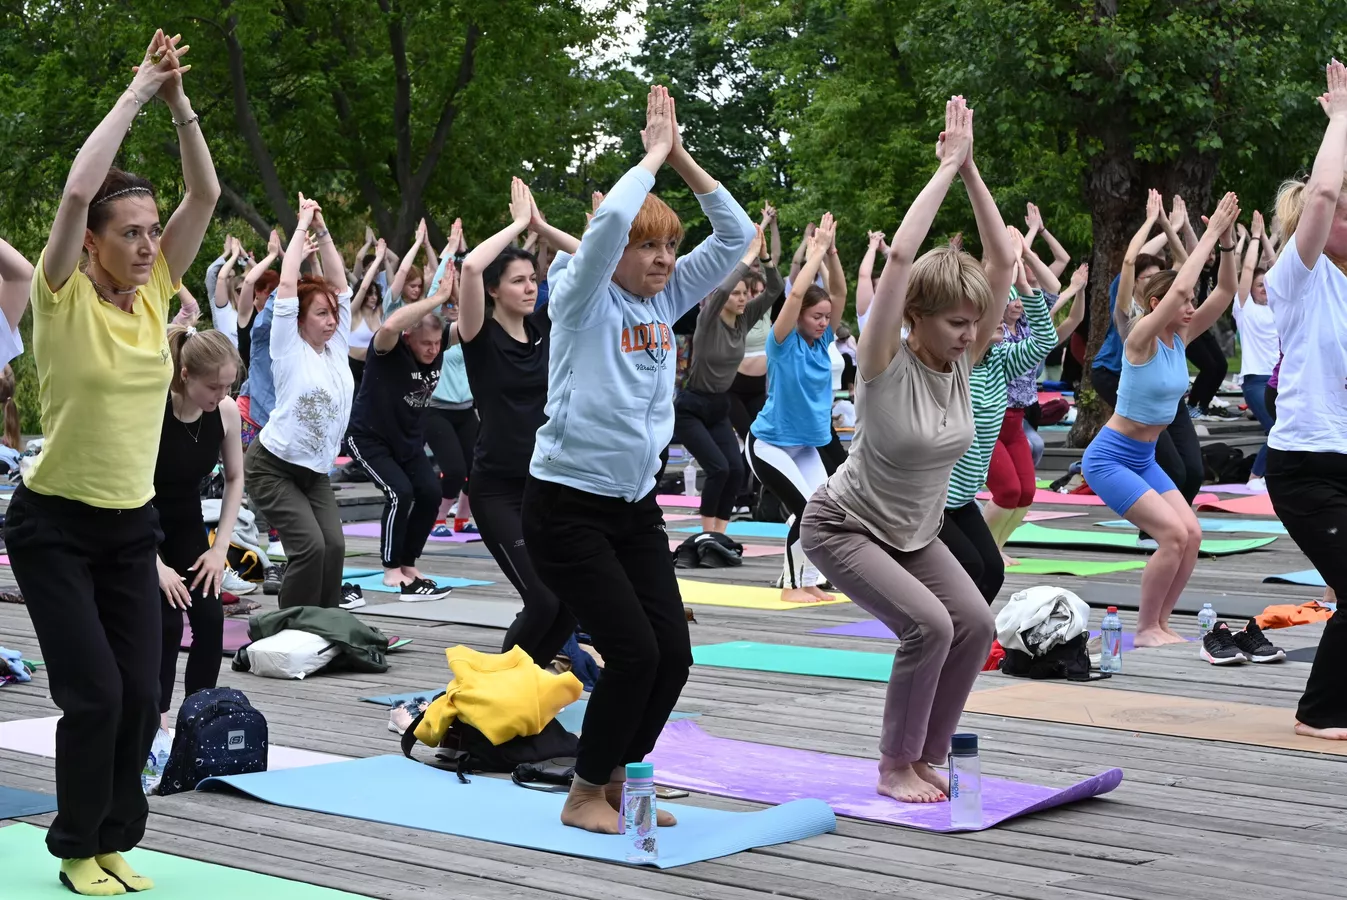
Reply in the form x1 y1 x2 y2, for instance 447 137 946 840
1081 425 1177 515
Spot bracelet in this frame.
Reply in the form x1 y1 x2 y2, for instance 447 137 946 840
125 88 149 108
312 228 331 240
172 112 200 128
1218 243 1235 253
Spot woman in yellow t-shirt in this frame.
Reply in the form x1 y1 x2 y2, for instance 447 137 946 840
3 30 219 896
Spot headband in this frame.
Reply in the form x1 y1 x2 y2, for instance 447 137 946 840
91 186 153 207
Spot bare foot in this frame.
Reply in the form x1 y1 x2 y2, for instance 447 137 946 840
804 585 835 601
605 779 677 826
1161 624 1185 640
560 782 620 833
1134 627 1186 648
912 761 949 796
1002 552 1020 567
382 569 412 588
781 587 826 604
1295 722 1347 740
877 763 947 803
400 565 424 581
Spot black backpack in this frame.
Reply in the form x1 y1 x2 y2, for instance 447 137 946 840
672 532 744 569
999 633 1108 682
159 687 268 795
400 713 578 782
1201 442 1255 485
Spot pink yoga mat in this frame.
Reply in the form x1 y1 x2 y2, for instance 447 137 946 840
647 720 1123 832
0 554 8 565
977 489 1220 508
342 522 482 543
658 494 702 509
181 615 252 654
1196 493 1276 516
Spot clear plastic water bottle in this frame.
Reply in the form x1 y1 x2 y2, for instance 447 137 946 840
1197 603 1217 636
622 762 659 864
1099 606 1123 674
141 728 172 795
683 460 698 497
948 733 982 828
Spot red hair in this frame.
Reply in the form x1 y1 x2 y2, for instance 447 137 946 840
297 276 339 320
254 270 280 296
627 194 684 246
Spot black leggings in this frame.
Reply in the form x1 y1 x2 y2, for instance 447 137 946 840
938 501 1004 604
1090 367 1203 503
424 406 478 501
157 516 224 714
347 435 441 569
673 390 743 521
745 434 843 588
473 471 574 667
1266 384 1278 421
1267 449 1347 728
727 371 766 443
522 477 691 786
1184 330 1227 412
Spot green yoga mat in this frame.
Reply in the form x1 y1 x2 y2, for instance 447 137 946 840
1002 558 1146 576
694 641 891 682
0 823 368 898
1096 518 1288 536
1007 522 1276 556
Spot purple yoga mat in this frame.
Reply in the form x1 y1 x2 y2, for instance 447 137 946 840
181 615 251 654
814 620 1192 653
648 720 1122 832
342 521 481 543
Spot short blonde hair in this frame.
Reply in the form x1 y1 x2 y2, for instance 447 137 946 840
906 244 994 323
627 194 685 246
1275 177 1347 245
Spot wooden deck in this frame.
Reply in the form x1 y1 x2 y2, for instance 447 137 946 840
2 472 1343 900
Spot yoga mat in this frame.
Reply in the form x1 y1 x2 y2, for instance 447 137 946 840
1286 646 1316 663
341 522 482 544
0 823 367 898
693 642 890 682
553 699 701 735
198 754 835 869
0 554 8 565
668 539 783 558
361 689 444 707
0 785 57 818
1203 483 1267 495
180 615 251 654
354 596 520 627
0 716 346 770
647 721 1122 833
1000 557 1148 576
976 489 1221 507
1264 569 1327 587
340 568 384 579
1023 511 1087 522
343 573 492 593
678 579 850 610
1096 518 1287 535
1195 493 1277 516
962 681 1347 756
1076 582 1272 618
1007 522 1276 556
674 522 790 540
657 494 702 508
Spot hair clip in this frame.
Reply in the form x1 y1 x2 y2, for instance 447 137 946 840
186 326 197 336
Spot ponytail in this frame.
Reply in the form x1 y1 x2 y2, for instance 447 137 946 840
0 365 21 451
167 324 240 396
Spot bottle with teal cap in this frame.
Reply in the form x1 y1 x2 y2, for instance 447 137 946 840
947 733 982 829
622 761 658 863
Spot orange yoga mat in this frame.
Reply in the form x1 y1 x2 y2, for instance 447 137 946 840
963 681 1345 755
1195 493 1276 517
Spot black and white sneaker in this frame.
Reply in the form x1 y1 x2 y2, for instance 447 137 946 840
340 583 366 610
1232 620 1285 663
400 578 453 602
262 564 286 596
1201 621 1247 665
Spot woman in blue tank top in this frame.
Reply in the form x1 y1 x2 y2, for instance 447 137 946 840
1081 192 1240 649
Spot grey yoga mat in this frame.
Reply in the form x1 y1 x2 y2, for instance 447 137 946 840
354 597 521 628
1076 582 1271 618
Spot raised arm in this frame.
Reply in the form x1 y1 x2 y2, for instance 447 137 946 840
702 226 763 323
1130 193 1238 353
1156 205 1189 266
775 214 834 344
1115 190 1162 336
1021 238 1062 294
789 223 812 284
459 178 534 343
213 240 239 311
527 200 580 256
173 284 200 325
856 230 884 320
764 202 782 266
1296 59 1347 267
237 231 279 329
0 239 33 331
1237 211 1264 306
959 106 1015 362
1002 288 1059 379
1171 194 1198 254
1053 264 1089 343
1026 203 1071 277
374 264 454 353
353 239 386 311
352 225 375 283
1184 204 1241 339
823 226 847 317
387 222 427 311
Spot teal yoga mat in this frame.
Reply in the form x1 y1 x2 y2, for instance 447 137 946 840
1263 569 1327 587
694 641 892 682
674 522 790 539
1008 522 1276 556
1096 518 1288 536
0 786 57 818
0 823 366 898
343 573 493 593
198 754 835 868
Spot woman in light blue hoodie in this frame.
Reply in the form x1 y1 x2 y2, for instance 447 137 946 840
521 85 755 833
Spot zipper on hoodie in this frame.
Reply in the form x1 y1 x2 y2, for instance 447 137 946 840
634 311 662 502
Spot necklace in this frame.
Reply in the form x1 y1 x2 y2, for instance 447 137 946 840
87 270 136 308
173 396 203 442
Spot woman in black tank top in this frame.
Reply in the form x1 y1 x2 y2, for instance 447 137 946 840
153 325 246 729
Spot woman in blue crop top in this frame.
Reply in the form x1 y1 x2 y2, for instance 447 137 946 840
746 213 848 604
1082 192 1240 648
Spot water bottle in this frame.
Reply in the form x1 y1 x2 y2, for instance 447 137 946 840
1099 606 1123 674
1197 603 1217 636
683 460 699 497
622 762 659 863
141 728 172 795
948 734 982 829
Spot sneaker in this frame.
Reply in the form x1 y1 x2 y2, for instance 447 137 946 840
400 578 453 602
1232 620 1285 663
262 564 286 595
1247 476 1267 493
455 521 479 534
1200 621 1247 665
388 704 416 735
430 524 453 538
340 583 366 610
222 567 257 596
1187 404 1203 420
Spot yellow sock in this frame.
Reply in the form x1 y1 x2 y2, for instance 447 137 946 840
95 852 153 892
59 858 125 896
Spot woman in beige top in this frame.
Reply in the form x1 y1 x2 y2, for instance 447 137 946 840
800 96 1015 804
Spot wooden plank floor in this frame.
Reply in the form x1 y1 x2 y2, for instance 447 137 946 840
1 477 1341 900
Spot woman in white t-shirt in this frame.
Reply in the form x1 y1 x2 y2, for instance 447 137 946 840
243 193 354 609
1264 60 1347 741
1232 211 1279 491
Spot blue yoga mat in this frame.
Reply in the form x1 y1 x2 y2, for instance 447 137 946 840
199 755 834 868
1097 518 1288 536
1263 569 1327 587
674 522 790 540
343 573 493 593
361 689 446 707
0 785 57 818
